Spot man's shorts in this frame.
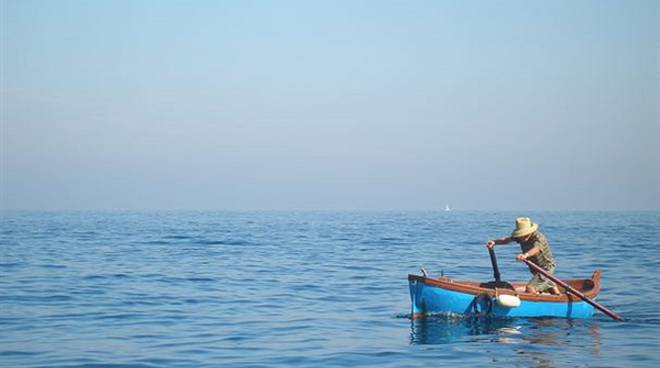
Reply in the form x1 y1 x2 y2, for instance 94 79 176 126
528 267 557 292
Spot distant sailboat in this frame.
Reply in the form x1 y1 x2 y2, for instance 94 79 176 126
445 204 451 212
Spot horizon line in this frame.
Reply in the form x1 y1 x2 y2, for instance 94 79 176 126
1 208 659 213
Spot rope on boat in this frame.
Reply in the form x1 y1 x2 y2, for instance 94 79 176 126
471 293 494 316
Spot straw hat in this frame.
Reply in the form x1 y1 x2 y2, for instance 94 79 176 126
511 217 538 238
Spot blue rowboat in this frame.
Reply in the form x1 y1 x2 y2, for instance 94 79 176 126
408 270 602 319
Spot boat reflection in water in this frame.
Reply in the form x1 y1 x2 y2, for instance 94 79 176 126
409 315 516 345
409 315 602 368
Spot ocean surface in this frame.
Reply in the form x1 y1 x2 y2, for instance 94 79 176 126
1 211 659 367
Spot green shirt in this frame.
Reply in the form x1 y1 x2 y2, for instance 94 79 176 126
517 231 556 271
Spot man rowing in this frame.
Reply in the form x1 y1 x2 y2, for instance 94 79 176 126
486 217 560 295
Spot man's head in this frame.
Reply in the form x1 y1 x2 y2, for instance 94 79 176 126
511 217 538 242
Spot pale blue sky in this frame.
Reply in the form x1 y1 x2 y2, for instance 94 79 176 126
1 0 659 210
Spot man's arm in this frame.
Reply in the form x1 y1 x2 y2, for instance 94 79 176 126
486 237 513 249
516 245 540 261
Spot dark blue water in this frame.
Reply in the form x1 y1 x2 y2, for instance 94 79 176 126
1 211 659 367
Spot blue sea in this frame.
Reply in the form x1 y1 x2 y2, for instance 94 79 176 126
1 211 659 367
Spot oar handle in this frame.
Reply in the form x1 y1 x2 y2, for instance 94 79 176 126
488 247 501 283
522 259 623 321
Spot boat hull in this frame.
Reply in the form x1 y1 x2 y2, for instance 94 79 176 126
409 276 596 319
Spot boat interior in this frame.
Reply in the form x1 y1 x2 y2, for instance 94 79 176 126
409 270 601 302
476 277 597 295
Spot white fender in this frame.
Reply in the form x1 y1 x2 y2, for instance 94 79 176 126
496 294 521 308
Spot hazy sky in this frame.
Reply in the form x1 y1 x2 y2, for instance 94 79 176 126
1 0 659 210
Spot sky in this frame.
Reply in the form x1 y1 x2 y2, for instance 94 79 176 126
1 0 659 211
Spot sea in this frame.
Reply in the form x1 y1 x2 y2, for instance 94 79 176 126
1 211 659 367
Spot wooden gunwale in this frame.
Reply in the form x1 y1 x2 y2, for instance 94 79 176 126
408 270 601 303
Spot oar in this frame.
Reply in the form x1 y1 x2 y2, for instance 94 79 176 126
487 247 501 283
522 259 624 321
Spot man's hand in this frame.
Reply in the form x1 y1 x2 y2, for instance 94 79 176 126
486 240 495 249
516 253 527 261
